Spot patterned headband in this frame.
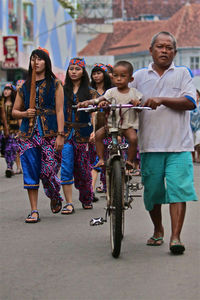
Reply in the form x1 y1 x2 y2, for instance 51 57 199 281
4 83 16 91
106 64 113 69
93 63 108 72
38 47 50 56
69 58 86 68
16 79 25 87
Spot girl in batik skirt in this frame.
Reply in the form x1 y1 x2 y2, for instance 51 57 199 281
60 58 98 214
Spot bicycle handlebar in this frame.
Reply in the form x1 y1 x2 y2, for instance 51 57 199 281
76 104 152 112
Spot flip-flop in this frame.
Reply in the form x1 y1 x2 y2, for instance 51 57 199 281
170 240 185 254
147 236 164 246
61 203 75 215
133 169 141 176
94 161 105 169
82 203 93 209
25 210 40 223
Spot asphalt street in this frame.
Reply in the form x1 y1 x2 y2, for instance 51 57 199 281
0 157 199 300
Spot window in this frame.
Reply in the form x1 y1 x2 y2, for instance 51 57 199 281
190 57 200 70
23 2 33 41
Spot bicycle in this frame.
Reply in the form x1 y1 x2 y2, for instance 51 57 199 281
77 101 151 258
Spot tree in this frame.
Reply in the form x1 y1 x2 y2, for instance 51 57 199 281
57 0 75 17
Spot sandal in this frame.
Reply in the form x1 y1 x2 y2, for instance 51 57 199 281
133 169 141 176
25 210 40 223
61 203 75 215
82 203 93 209
170 240 185 254
50 198 62 214
147 236 164 246
96 186 104 193
5 169 14 178
94 160 105 169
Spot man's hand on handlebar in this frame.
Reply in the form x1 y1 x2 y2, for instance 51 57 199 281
129 99 141 106
143 97 162 109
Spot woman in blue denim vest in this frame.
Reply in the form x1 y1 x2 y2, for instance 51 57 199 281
12 47 64 223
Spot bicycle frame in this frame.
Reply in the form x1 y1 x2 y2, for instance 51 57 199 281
105 101 125 210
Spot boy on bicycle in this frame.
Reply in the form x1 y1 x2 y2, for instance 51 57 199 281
79 61 142 170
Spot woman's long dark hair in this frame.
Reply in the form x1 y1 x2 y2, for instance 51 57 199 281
90 66 112 93
64 58 91 105
3 86 17 105
25 49 56 94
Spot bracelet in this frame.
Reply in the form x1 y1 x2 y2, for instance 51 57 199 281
57 131 65 137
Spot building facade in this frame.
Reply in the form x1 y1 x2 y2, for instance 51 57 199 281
0 0 76 91
79 3 200 87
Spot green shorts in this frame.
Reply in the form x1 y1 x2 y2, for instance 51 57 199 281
140 152 198 211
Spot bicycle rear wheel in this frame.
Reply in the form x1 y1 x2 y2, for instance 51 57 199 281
109 159 124 258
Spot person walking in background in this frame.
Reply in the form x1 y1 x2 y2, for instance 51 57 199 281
15 80 25 174
190 89 200 163
130 31 198 254
90 63 112 199
0 95 9 157
12 47 64 223
106 64 114 82
60 57 98 213
0 84 19 177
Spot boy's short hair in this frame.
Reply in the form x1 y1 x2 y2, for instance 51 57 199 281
114 61 133 76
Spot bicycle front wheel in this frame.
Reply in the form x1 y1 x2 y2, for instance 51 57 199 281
110 159 124 258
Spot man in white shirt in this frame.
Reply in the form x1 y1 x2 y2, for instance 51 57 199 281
131 31 198 254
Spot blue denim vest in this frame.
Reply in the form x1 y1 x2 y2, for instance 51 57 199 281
18 78 59 138
64 88 98 143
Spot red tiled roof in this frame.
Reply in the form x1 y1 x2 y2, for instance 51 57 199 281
76 18 105 25
78 33 108 56
113 0 200 20
79 3 200 57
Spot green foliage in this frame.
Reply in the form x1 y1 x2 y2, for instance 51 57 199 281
57 0 75 17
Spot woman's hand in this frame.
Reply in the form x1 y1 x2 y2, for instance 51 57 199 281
77 100 93 108
89 131 95 143
54 135 64 152
25 108 36 118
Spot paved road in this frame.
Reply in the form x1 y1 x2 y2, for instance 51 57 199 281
0 157 199 300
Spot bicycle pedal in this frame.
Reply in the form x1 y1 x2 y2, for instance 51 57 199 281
90 217 104 226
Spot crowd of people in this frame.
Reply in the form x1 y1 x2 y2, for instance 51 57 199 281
0 31 198 255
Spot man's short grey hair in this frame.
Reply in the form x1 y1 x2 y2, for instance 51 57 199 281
150 31 177 50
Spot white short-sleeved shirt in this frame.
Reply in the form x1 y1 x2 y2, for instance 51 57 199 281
104 87 143 130
130 62 196 152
